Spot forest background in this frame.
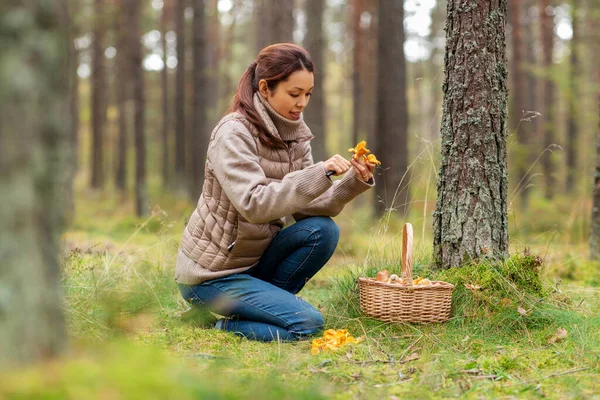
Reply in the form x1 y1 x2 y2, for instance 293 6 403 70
1 0 600 398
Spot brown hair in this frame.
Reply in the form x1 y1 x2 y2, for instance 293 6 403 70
229 43 314 148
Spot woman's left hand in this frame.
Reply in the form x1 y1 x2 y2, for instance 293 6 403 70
351 157 375 183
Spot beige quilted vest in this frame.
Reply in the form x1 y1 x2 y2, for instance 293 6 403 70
176 101 314 285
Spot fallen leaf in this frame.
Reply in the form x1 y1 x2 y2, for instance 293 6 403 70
400 352 420 364
517 306 528 316
464 283 481 290
548 327 568 344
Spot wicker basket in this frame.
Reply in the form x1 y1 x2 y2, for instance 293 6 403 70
358 223 454 323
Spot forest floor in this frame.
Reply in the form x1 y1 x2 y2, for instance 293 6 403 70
2 190 599 400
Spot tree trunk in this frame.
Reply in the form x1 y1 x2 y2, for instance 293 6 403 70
0 0 71 367
433 0 509 269
115 0 130 193
69 0 80 171
174 0 187 189
91 0 107 189
206 0 220 127
428 0 445 141
524 0 538 176
304 0 326 163
351 0 363 147
591 89 600 260
191 0 208 198
565 0 579 192
130 0 147 216
375 0 408 217
222 0 240 107
509 0 530 204
539 0 555 199
161 0 172 187
271 0 294 44
255 0 294 51
255 0 271 52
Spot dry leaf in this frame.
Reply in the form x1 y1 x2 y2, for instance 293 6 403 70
517 306 528 316
548 327 568 344
400 352 420 364
464 283 481 290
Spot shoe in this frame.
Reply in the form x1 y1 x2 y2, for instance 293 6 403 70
179 306 219 328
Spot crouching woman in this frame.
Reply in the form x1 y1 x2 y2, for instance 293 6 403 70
175 43 376 342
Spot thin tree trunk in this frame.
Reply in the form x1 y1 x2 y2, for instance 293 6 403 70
304 0 326 163
539 0 555 199
115 0 129 192
174 0 187 189
566 0 579 192
351 0 363 146
509 0 530 204
433 0 509 269
91 0 107 189
591 89 600 260
271 0 294 44
69 0 80 171
191 0 208 198
161 0 172 187
428 0 445 141
130 0 147 216
206 0 220 126
256 0 294 50
255 0 271 52
363 0 377 149
524 0 539 174
222 0 239 108
375 0 408 217
0 0 71 367
591 1 600 261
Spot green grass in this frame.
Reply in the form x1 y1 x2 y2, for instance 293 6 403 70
2 190 600 399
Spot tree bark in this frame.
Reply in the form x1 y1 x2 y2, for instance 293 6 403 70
270 0 294 44
304 0 326 163
375 0 408 217
115 0 130 193
255 0 294 51
591 88 600 260
509 0 530 204
91 0 107 189
0 0 71 367
539 0 555 199
428 0 445 141
191 0 208 198
351 0 363 147
524 0 538 174
206 0 220 127
174 0 187 188
161 0 172 187
565 0 579 192
433 0 509 269
130 0 147 216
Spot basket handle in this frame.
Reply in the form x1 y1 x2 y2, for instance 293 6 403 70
402 223 413 284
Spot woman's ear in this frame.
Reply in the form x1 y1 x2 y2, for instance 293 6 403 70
258 79 269 98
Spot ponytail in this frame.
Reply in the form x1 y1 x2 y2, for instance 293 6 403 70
229 60 285 148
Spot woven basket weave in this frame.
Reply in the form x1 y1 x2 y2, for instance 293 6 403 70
359 223 454 323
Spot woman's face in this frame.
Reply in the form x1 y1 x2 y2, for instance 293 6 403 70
259 69 314 121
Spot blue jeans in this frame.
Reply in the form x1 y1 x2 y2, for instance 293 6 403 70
178 216 340 342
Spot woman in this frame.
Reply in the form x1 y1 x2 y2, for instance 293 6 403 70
176 43 376 342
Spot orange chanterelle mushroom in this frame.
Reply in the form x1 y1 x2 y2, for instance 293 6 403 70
348 140 381 165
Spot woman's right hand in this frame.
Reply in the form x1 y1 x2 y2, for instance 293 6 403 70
324 154 352 177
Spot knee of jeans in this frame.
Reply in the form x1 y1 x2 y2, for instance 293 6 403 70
290 309 325 337
312 217 340 246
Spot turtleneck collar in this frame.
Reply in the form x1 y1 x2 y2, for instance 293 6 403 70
253 92 312 142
